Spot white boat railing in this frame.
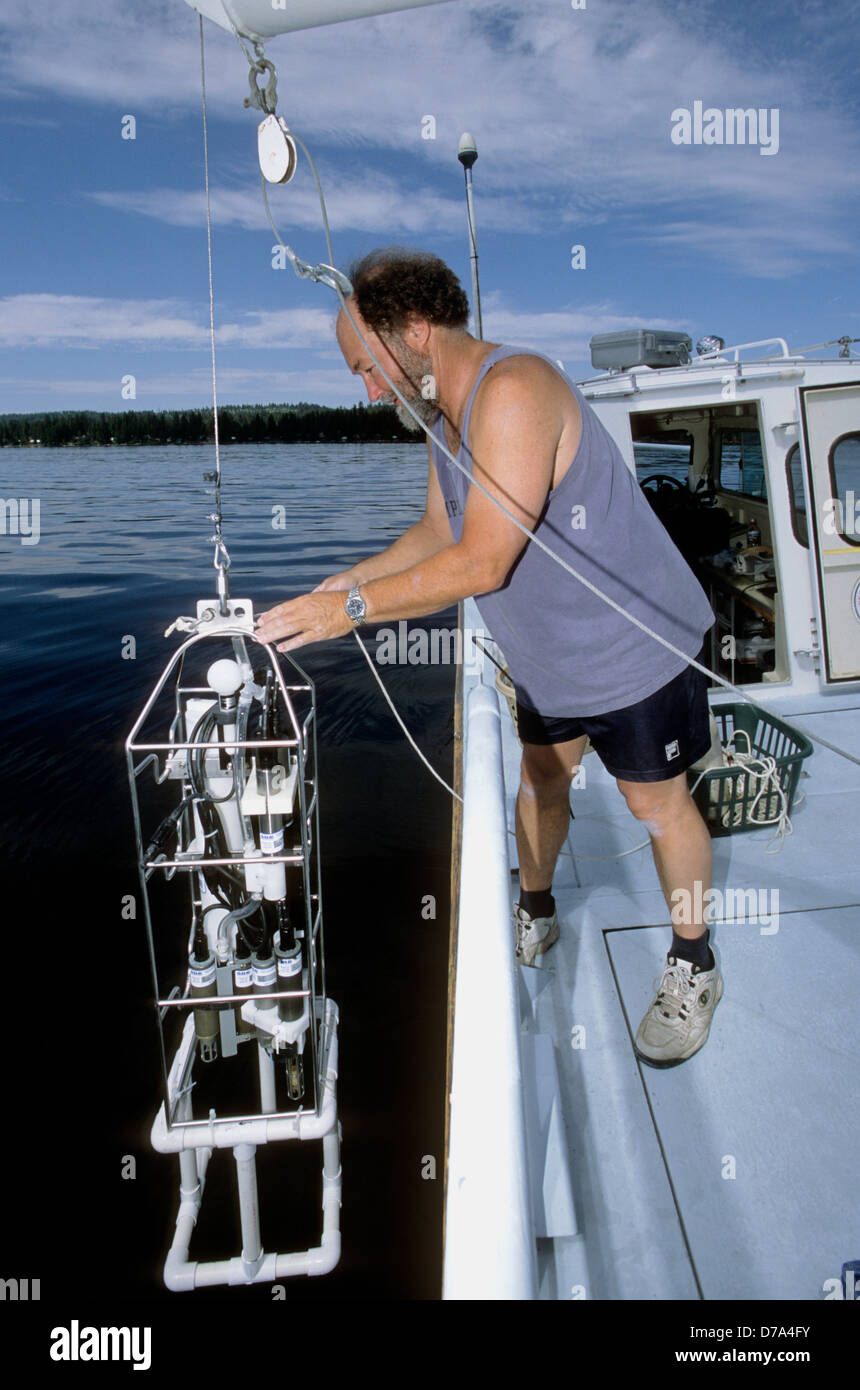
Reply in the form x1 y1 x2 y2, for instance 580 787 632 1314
443 683 538 1300
696 336 791 362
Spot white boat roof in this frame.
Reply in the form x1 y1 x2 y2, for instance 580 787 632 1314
577 337 858 396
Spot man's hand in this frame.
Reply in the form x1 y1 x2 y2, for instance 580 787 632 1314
254 590 353 652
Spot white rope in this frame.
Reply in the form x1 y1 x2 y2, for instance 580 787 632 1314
262 132 337 268
351 629 462 802
716 728 793 851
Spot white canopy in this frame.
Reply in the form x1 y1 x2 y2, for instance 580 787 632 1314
186 0 454 41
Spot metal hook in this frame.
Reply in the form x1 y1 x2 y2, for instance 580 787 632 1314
244 58 278 116
280 245 354 296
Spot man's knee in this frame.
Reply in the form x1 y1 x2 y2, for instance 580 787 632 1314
520 746 574 798
617 774 691 833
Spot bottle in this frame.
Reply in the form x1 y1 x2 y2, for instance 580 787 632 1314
251 931 277 1014
274 901 303 1025
233 937 255 1036
189 913 219 1063
274 900 305 1100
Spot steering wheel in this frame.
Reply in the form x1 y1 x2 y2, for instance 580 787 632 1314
640 473 687 494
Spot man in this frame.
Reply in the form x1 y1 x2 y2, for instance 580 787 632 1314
255 247 721 1067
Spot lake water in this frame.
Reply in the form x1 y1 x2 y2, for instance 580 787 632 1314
0 441 456 1306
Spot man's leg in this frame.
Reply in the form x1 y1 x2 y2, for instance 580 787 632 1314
513 735 587 963
516 735 588 891
617 771 722 1066
615 771 712 938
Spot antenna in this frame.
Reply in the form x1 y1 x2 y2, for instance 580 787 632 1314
458 132 483 340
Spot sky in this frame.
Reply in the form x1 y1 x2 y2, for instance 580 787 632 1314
0 0 858 413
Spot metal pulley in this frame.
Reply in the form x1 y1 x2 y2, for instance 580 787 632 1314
258 113 298 184
241 52 297 184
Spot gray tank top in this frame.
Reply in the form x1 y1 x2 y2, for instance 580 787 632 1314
428 345 714 716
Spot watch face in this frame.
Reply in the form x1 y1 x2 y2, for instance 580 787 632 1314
346 590 366 621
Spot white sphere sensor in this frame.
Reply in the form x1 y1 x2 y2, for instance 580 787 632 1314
207 659 243 697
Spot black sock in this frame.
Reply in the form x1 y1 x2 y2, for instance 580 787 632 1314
519 888 555 919
670 928 714 972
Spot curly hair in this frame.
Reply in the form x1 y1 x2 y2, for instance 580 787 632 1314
347 247 470 336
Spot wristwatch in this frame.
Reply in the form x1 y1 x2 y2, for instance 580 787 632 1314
345 583 367 626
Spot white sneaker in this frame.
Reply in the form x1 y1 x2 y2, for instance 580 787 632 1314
514 903 559 966
634 954 723 1068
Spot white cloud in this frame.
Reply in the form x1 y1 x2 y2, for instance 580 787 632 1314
0 295 336 350
641 216 858 280
88 168 535 237
0 364 367 409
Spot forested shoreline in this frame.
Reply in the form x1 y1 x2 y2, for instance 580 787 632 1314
0 401 422 447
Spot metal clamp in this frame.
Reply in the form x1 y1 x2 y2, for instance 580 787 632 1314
194 598 256 635
280 244 354 295
244 58 278 115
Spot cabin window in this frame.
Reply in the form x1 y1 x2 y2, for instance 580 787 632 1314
828 433 860 547
785 444 809 549
633 438 692 485
717 429 767 501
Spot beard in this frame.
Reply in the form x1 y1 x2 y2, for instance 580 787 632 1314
384 339 438 433
395 393 438 433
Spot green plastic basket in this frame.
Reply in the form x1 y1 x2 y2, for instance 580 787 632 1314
688 702 814 837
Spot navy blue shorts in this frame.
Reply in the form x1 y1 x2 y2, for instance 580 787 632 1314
514 663 711 782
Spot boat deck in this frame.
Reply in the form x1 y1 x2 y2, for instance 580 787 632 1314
494 661 860 1300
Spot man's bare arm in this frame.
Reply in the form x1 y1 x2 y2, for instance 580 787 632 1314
354 359 570 621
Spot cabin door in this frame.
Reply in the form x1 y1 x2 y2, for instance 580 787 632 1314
801 383 860 682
